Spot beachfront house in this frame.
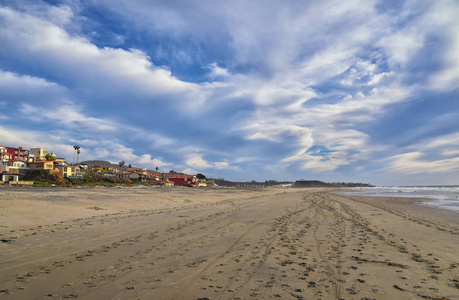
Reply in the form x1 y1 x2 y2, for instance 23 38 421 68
0 146 12 161
0 146 29 162
117 171 142 180
164 172 193 186
55 164 77 178
126 167 147 175
29 148 47 161
100 166 118 174
0 160 30 182
28 161 55 172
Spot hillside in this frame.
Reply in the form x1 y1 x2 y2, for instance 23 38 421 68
80 160 126 171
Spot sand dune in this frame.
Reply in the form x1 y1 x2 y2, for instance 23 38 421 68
0 187 457 299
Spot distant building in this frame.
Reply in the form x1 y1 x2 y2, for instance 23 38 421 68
29 148 53 161
55 165 78 178
28 161 55 172
117 171 143 180
163 172 191 186
94 166 118 174
101 166 118 174
0 146 29 162
0 160 30 181
126 167 147 175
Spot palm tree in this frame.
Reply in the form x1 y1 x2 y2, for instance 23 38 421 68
73 145 79 163
119 161 125 170
76 147 81 164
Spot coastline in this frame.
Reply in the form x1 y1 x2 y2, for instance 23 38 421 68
0 188 457 299
337 189 459 227
340 186 459 212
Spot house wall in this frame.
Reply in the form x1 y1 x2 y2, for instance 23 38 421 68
56 165 76 178
128 173 141 180
28 161 54 171
29 148 48 160
5 147 29 161
101 166 118 173
0 161 29 175
2 174 19 182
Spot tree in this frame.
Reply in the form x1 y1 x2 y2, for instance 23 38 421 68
73 145 79 163
155 166 159 172
128 164 132 168
119 161 125 169
44 153 56 161
196 173 206 180
76 147 81 164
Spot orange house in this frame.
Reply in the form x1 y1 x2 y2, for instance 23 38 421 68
28 161 55 171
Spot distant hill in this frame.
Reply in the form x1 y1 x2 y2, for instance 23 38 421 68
213 179 373 188
80 160 127 171
80 160 163 174
213 179 293 188
294 180 373 188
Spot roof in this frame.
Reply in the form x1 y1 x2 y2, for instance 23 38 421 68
164 172 188 178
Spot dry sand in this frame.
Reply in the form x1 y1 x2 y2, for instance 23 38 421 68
0 186 457 299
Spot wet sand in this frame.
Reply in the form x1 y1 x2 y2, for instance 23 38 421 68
0 187 458 299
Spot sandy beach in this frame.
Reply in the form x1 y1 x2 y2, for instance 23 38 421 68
0 187 458 300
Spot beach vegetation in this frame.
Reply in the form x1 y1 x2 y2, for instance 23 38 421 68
44 153 56 161
32 180 51 187
24 170 63 185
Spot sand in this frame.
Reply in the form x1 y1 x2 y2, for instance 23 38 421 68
0 186 457 299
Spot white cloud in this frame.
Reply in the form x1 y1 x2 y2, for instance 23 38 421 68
0 126 73 158
382 130 459 176
185 154 238 171
20 103 118 132
186 155 213 169
388 152 459 174
0 69 60 89
0 6 203 102
442 149 459 157
76 139 170 169
427 1 459 90
208 62 229 78
378 31 423 67
281 129 369 172
368 71 394 85
425 132 459 149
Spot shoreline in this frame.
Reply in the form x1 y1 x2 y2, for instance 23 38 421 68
0 188 458 299
338 186 459 213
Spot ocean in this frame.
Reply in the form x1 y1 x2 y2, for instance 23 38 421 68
343 186 459 211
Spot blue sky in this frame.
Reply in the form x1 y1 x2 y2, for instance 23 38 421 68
0 0 458 185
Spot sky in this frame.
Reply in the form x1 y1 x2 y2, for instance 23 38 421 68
0 0 458 185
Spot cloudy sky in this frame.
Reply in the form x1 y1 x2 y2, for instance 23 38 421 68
1 0 458 185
